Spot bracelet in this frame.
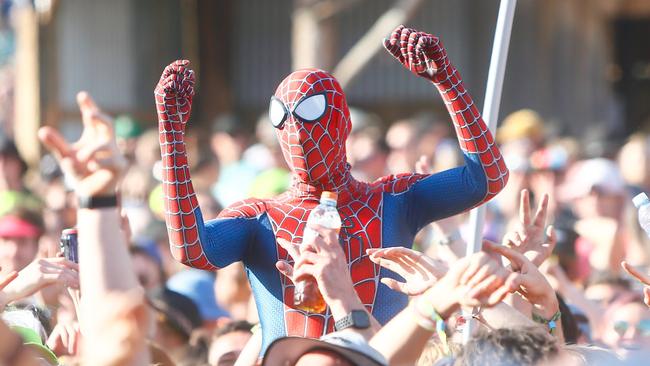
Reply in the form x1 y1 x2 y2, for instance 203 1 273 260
78 194 119 209
434 230 462 246
412 298 449 353
412 298 443 332
532 310 561 334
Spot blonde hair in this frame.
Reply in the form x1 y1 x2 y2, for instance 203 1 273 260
561 344 621 365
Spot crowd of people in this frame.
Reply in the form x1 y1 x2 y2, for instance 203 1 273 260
1 31 650 366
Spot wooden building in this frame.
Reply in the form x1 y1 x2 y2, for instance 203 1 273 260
14 0 650 161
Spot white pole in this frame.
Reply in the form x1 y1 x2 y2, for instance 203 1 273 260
463 0 518 344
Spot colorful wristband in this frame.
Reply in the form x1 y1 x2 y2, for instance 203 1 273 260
532 310 561 334
412 298 448 353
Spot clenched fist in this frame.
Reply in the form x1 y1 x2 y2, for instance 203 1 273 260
383 25 449 81
154 60 195 133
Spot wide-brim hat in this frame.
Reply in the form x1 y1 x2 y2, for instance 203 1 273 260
262 331 387 366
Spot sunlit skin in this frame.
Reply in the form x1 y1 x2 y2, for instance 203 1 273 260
584 283 630 307
0 154 24 191
295 350 354 366
208 331 252 366
602 301 650 350
0 236 38 273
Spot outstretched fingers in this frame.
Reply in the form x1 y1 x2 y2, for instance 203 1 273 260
483 240 525 271
0 271 18 290
533 193 550 228
38 126 72 160
275 260 294 280
519 189 532 226
545 225 557 252
622 261 650 286
277 238 300 260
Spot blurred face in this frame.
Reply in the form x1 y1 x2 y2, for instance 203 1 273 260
574 188 624 219
585 283 629 307
295 350 353 366
131 252 163 291
0 154 23 188
602 302 650 350
0 236 38 272
208 331 252 366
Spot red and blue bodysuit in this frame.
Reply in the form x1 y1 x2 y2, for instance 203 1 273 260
155 26 508 352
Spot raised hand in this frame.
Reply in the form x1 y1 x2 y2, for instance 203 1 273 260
276 225 353 305
46 321 81 357
155 60 195 134
366 247 448 296
420 251 517 319
0 269 18 308
484 241 559 318
38 92 126 197
621 261 650 307
383 25 448 81
502 189 556 267
2 258 79 303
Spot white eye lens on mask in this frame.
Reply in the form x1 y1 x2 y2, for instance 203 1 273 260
269 97 288 128
293 93 327 122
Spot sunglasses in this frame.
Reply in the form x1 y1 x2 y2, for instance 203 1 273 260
613 319 650 337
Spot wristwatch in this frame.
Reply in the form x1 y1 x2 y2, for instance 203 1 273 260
334 310 371 331
78 194 118 209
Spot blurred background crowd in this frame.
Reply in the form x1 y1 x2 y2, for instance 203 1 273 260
0 0 650 365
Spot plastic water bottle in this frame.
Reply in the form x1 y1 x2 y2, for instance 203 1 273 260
633 192 650 238
294 191 341 313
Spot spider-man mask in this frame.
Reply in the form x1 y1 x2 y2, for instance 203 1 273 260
269 69 351 189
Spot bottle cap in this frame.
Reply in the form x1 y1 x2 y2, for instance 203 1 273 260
321 191 338 202
633 192 650 208
61 228 77 236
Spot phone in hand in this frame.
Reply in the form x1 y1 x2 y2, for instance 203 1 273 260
59 228 79 263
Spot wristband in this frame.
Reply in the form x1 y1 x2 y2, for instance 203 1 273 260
532 310 561 334
434 230 462 246
412 298 449 353
78 194 118 209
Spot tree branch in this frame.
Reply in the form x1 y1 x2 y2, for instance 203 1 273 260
332 0 426 89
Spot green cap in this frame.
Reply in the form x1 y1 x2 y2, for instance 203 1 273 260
114 115 143 139
12 326 59 365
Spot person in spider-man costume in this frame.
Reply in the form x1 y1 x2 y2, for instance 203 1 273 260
155 25 508 352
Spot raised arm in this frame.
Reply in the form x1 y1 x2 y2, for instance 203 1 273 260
155 61 253 270
384 26 509 229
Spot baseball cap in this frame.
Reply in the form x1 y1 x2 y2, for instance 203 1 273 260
0 215 42 238
262 331 388 366
497 109 546 144
12 326 59 365
114 115 143 139
559 158 626 200
166 269 230 321
148 287 203 338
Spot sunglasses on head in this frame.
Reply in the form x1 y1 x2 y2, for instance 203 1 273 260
613 319 650 337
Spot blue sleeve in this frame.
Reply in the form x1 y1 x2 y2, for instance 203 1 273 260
402 152 487 233
196 209 258 268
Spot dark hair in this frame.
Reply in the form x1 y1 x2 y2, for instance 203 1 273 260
213 320 254 339
586 272 631 290
557 293 580 344
129 245 167 284
0 136 28 175
454 327 559 366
